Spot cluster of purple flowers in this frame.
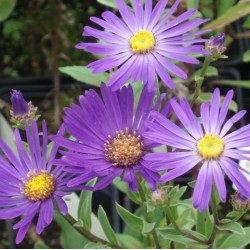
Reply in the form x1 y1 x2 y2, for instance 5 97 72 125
1 0 250 244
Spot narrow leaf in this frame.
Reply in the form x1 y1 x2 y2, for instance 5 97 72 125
196 209 213 238
59 66 109 87
203 1 250 30
0 0 16 22
158 229 208 249
216 219 246 235
218 227 250 248
116 234 143 248
115 202 143 232
97 206 118 245
142 221 155 234
78 178 97 230
83 242 110 249
243 50 250 63
187 0 199 9
214 80 250 89
97 0 117 8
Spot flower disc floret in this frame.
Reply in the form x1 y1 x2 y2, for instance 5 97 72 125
130 30 155 54
23 170 55 201
105 129 144 167
197 134 224 160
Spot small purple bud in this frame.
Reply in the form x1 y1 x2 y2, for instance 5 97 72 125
10 90 29 116
231 192 250 211
206 33 226 56
10 89 38 129
211 33 225 48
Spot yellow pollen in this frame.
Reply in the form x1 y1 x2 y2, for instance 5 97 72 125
197 134 224 160
130 30 155 54
105 129 144 167
23 170 55 201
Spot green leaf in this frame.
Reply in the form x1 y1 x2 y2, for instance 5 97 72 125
226 210 245 219
243 50 250 63
176 207 196 230
196 209 213 238
131 81 143 112
214 80 250 89
115 203 143 232
218 227 250 248
0 0 16 22
216 219 246 235
217 0 236 15
54 211 89 248
97 206 119 245
116 234 143 248
158 228 209 248
203 1 250 30
112 177 141 204
59 66 109 87
243 16 250 29
146 201 156 213
78 178 97 230
142 221 155 234
187 0 199 9
34 243 50 249
194 75 204 82
195 66 219 78
83 242 110 249
188 180 196 188
97 0 117 8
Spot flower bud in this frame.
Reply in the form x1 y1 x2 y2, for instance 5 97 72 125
206 33 226 56
151 188 168 207
231 192 250 211
10 90 38 129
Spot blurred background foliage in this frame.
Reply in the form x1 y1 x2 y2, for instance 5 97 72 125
0 0 102 79
0 0 250 80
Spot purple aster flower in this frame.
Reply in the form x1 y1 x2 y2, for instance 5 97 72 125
0 120 70 244
143 88 250 212
76 0 210 91
51 84 171 192
10 90 38 127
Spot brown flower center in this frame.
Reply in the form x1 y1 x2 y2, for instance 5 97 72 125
104 129 144 167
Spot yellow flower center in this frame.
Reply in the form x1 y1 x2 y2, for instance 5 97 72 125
197 134 224 160
104 129 144 167
23 170 55 201
130 30 155 54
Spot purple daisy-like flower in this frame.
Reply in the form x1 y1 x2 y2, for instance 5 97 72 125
51 84 171 192
0 120 70 244
76 0 210 90
143 88 250 212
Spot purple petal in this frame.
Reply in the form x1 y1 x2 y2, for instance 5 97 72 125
16 223 30 244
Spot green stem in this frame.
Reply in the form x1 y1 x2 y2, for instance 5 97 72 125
137 176 161 249
64 213 121 249
208 187 219 248
165 207 208 245
191 56 213 106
